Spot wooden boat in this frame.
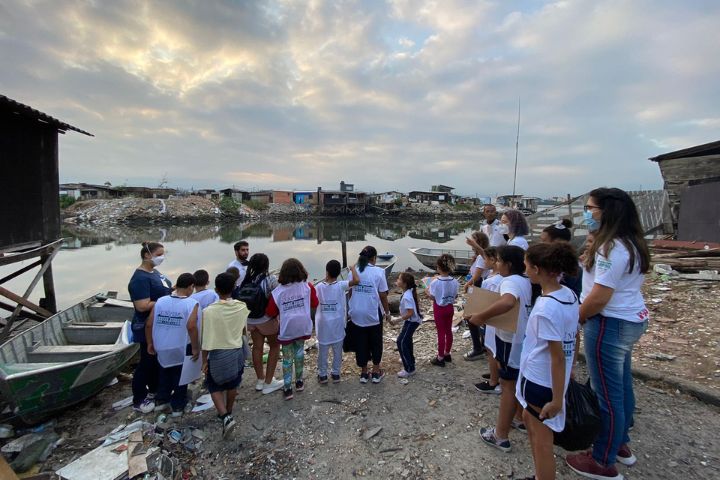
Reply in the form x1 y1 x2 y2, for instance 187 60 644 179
0 295 138 424
375 253 397 278
408 247 474 274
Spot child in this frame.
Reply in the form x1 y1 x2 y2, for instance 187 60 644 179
395 273 423 378
315 260 360 384
468 246 532 452
201 273 249 438
192 269 220 310
473 247 503 395
517 243 579 480
463 231 490 361
225 267 241 300
265 258 319 400
428 254 459 367
146 273 200 417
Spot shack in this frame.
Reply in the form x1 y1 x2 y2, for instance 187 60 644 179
0 95 92 338
221 188 250 202
318 183 368 214
293 191 319 205
60 183 119 200
650 140 720 242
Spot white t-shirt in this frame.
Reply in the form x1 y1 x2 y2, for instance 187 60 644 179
315 280 350 345
483 219 507 247
496 274 533 369
481 273 503 355
469 256 488 279
227 259 248 286
152 295 198 368
400 289 422 323
516 286 579 432
508 236 529 250
582 241 649 323
192 289 219 310
272 282 313 342
348 265 389 327
428 276 459 306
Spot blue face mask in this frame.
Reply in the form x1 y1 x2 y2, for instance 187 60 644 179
583 210 600 232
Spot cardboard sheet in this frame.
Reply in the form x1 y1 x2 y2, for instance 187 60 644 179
463 286 518 332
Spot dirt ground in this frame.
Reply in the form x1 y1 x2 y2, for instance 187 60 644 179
35 312 720 480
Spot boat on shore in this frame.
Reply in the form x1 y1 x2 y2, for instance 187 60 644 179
408 247 474 274
0 294 138 424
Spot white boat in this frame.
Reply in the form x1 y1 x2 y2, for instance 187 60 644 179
408 247 474 274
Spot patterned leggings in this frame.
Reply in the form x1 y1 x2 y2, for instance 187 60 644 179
281 340 305 389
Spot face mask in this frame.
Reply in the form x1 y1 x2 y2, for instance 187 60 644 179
583 210 600 232
498 224 509 235
151 255 165 267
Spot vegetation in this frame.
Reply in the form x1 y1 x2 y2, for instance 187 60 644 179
59 195 76 209
218 196 241 215
452 202 475 211
244 199 269 211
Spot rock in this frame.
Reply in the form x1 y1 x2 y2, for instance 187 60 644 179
388 294 401 314
363 426 383 440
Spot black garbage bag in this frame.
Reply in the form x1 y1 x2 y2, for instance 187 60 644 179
554 378 602 451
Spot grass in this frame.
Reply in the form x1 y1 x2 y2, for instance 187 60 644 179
244 199 269 211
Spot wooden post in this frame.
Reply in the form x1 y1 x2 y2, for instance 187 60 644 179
342 240 348 268
567 193 572 219
41 255 57 313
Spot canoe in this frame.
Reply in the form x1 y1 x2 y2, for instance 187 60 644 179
0 295 138 424
335 253 397 282
408 247 474 274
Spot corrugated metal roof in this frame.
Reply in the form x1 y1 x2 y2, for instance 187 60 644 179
649 140 720 162
0 94 93 136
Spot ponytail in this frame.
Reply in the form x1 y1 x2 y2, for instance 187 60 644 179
358 245 377 272
399 272 421 316
140 241 163 260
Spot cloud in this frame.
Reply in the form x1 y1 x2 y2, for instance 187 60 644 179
2 0 719 197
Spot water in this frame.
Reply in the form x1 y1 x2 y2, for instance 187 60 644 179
2 217 482 310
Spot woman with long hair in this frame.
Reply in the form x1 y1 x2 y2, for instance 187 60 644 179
500 209 530 250
566 188 651 480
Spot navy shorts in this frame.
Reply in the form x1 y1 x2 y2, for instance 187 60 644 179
494 337 519 381
519 376 553 420
206 364 244 393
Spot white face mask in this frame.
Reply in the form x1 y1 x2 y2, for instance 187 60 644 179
498 224 510 235
151 255 165 267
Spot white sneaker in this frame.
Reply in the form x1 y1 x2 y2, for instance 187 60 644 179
262 378 284 394
397 369 416 378
462 330 472 339
255 379 265 391
133 398 155 414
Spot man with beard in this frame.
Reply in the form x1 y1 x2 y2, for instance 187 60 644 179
228 240 250 286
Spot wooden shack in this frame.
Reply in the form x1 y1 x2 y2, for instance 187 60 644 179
649 140 720 240
0 95 92 338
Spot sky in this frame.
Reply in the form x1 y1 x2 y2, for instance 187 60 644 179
1 0 719 198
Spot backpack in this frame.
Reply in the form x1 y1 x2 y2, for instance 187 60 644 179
237 274 269 318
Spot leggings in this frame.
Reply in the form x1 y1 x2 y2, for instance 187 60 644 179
433 302 455 357
281 340 305 389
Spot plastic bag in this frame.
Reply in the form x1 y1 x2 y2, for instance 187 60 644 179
116 320 133 345
554 378 602 451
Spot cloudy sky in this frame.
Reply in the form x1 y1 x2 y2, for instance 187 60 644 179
2 0 718 197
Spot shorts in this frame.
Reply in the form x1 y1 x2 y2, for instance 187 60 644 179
247 317 279 336
494 337 519 381
519 376 553 420
206 365 244 393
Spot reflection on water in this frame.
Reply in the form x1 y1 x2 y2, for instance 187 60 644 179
2 218 483 311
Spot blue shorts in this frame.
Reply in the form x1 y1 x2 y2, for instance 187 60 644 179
494 337 519 381
519 376 553 420
206 364 244 393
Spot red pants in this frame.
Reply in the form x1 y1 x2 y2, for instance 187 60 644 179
433 302 454 357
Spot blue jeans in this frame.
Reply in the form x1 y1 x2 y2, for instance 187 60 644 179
318 341 343 377
583 315 647 466
156 364 188 411
397 321 419 373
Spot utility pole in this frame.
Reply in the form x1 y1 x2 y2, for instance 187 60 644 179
511 97 521 208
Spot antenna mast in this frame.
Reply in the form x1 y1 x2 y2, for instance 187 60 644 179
511 97 521 206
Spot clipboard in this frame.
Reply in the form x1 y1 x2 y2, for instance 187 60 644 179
464 286 518 332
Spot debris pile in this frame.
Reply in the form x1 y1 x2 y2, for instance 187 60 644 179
64 198 222 225
651 241 720 273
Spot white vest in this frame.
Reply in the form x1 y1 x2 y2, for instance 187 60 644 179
152 295 198 367
272 282 313 342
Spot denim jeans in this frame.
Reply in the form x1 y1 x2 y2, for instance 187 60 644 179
318 341 343 377
156 364 188 411
583 315 647 466
396 321 419 372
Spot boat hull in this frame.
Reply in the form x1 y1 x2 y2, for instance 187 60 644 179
409 248 474 274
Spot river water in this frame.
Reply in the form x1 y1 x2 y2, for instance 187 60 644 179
2 217 483 311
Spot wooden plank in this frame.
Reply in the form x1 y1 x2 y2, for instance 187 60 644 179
0 285 53 317
0 260 42 285
0 239 63 267
0 455 20 480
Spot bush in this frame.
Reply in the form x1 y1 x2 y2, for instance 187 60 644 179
244 199 269 211
60 195 76 209
219 196 241 215
452 203 474 211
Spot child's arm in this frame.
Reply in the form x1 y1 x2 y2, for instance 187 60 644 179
540 340 566 420
380 291 390 322
570 330 581 379
145 306 156 355
464 269 483 292
401 308 415 322
348 264 360 287
187 305 200 361
468 293 516 326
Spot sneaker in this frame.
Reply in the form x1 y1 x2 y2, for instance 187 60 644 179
153 402 171 413
474 381 501 394
397 369 416 378
360 373 370 384
616 445 637 466
331 374 341 383
480 427 512 453
371 370 386 384
132 397 155 414
262 378 284 394
295 379 305 391
318 375 329 384
170 409 183 418
566 451 624 480
430 357 446 367
443 354 453 363
463 350 483 361
462 330 472 339
222 415 236 439
511 419 527 433
283 388 294 400
255 379 265 391
482 373 491 379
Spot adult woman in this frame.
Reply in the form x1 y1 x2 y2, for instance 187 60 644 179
241 253 284 394
348 246 391 384
128 242 172 414
566 188 650 480
500 209 530 250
